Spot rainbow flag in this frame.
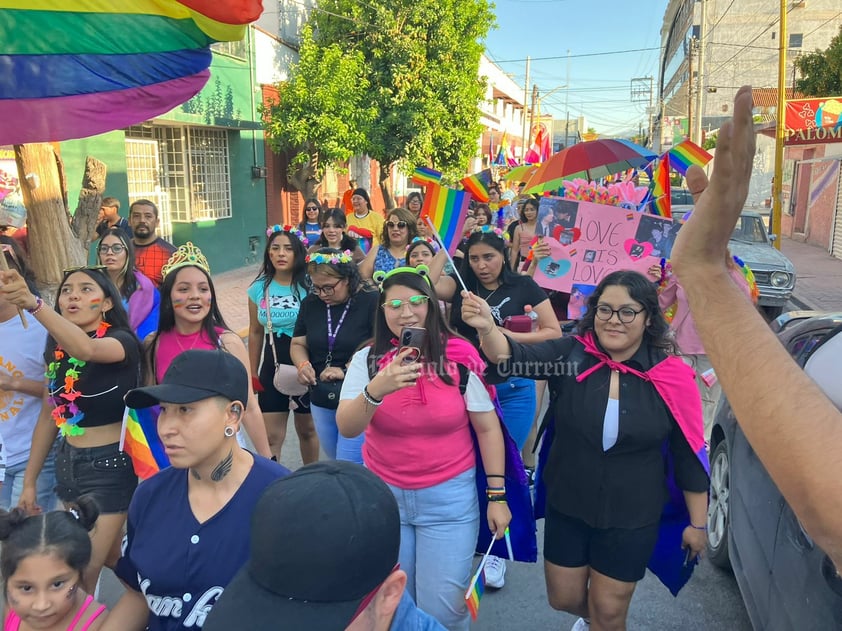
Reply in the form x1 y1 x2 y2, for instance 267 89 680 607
667 140 713 176
650 159 672 218
0 1 259 145
460 169 493 203
411 166 443 187
120 407 169 480
421 183 471 255
465 568 485 620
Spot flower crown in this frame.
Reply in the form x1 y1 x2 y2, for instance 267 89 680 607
473 224 510 244
306 250 354 265
267 224 309 246
372 264 431 290
161 242 211 278
406 236 439 253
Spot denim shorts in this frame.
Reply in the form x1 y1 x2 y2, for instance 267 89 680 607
55 440 138 514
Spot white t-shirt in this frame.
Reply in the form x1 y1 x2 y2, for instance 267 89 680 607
0 314 48 467
341 347 495 412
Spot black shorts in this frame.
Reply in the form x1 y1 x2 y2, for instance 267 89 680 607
55 440 138 514
543 506 660 583
257 333 311 414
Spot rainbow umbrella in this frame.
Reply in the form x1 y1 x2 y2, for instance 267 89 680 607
503 164 541 182
0 1 262 145
524 139 656 194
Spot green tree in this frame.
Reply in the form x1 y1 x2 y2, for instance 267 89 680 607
795 25 842 96
310 0 494 206
262 27 373 199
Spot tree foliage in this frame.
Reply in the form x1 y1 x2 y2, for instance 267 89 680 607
310 0 494 205
262 26 374 198
795 25 842 97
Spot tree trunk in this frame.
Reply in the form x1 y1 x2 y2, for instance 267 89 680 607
379 162 395 209
71 156 108 250
13 144 105 297
287 152 321 209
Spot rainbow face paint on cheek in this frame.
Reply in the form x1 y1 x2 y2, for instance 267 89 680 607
89 298 102 310
172 298 186 309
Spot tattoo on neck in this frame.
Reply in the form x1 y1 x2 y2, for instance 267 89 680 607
191 469 201 480
211 450 234 482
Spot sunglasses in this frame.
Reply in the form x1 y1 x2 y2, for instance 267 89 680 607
386 221 408 229
381 295 430 311
305 206 319 212
98 244 126 254
62 264 108 275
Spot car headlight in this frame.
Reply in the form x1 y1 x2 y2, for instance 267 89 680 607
770 271 791 287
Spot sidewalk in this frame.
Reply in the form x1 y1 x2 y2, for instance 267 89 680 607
212 263 261 338
781 237 842 312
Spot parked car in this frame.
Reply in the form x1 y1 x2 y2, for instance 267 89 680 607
672 207 796 319
670 187 694 206
707 312 842 630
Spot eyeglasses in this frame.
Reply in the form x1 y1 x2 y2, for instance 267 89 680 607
305 206 319 212
594 304 645 324
381 295 430 311
98 244 126 254
310 281 342 296
386 221 408 229
62 264 108 275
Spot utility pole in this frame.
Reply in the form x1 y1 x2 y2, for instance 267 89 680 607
529 83 539 152
772 0 787 250
687 45 694 142
631 77 654 147
521 56 530 163
564 49 571 148
694 0 706 144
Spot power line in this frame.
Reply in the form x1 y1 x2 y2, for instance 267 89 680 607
492 46 661 64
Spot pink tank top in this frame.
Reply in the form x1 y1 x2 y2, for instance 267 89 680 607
4 594 106 631
154 327 226 383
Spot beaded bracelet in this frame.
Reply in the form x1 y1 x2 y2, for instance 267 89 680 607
362 386 383 407
28 297 45 315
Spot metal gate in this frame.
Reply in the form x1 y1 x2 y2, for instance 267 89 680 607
124 138 172 242
830 161 842 260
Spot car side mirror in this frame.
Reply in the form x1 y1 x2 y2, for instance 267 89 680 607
769 233 778 242
822 554 842 597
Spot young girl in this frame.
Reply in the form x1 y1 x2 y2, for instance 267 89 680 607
0 496 106 631
309 209 366 264
297 199 323 244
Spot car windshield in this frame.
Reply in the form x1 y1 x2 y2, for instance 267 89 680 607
730 216 768 244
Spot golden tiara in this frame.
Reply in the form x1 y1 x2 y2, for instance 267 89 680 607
161 242 211 278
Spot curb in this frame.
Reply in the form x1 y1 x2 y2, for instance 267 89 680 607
789 293 817 311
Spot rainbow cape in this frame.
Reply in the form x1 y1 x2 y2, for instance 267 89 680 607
0 1 260 145
120 406 169 480
460 168 492 203
668 140 712 176
420 182 471 255
650 159 672 218
410 166 442 187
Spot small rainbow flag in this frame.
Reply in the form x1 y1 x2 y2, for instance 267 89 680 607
667 140 713 176
460 168 493 203
120 407 169 480
650 159 672 218
464 535 496 620
411 166 443 187
421 182 471 255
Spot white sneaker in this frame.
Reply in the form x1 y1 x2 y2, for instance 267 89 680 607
484 554 506 589
571 618 590 631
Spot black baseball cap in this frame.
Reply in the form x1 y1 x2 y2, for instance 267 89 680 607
204 461 400 630
124 349 248 409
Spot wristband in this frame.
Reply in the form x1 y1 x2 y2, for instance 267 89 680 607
27 297 45 315
297 360 312 372
486 492 508 503
690 523 707 531
486 474 505 479
362 386 383 407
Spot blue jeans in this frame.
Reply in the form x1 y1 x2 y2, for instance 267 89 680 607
0 442 59 511
387 468 479 631
496 376 537 451
311 404 365 463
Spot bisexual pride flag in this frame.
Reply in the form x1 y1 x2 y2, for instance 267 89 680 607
420 182 471 255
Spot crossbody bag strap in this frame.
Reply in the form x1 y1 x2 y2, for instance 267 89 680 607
264 286 280 367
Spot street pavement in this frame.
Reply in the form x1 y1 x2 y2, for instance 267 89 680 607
781 237 842 312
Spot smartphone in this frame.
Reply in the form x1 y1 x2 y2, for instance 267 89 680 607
398 327 426 364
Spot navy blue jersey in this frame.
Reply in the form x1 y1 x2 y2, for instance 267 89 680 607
115 455 289 630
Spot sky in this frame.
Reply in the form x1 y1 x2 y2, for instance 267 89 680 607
484 0 670 137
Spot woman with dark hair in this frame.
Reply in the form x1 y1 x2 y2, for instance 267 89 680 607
358 207 419 279
310 209 366 264
406 191 424 217
0 238 57 514
510 198 539 270
474 203 493 227
97 227 159 340
0 265 141 593
247 227 318 464
148 243 271 459
464 270 709 631
336 268 510 630
346 188 383 249
297 198 323 244
289 248 378 462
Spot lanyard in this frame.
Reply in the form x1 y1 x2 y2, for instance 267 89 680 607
325 300 352 366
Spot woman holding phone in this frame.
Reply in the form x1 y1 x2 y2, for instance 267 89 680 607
336 267 510 631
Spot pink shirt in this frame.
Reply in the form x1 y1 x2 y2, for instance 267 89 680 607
659 266 751 355
154 327 225 383
4 594 105 631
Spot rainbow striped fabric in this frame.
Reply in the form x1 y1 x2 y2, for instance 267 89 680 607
650 159 672 218
411 166 443 187
465 568 485 620
460 169 493 203
0 1 261 145
120 407 169 480
420 182 471 255
667 140 713 176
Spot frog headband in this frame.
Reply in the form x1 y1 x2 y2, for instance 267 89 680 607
372 265 431 290
267 224 309 246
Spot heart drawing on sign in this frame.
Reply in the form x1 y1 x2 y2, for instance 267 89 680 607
623 239 654 261
538 257 572 278
552 226 582 246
